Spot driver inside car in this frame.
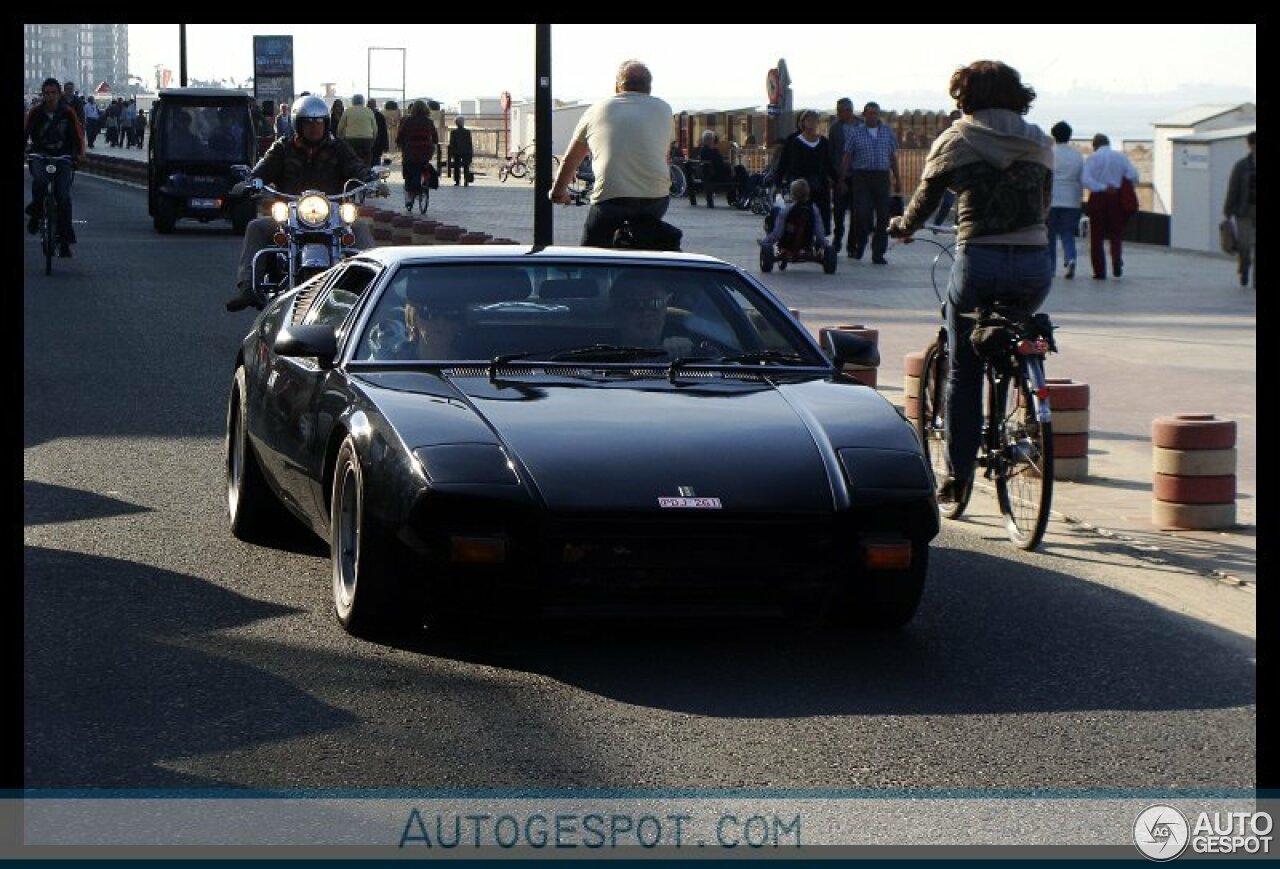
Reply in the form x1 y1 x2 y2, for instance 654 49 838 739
609 271 696 358
390 297 467 360
226 94 376 312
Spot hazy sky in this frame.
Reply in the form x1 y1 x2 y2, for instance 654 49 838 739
127 23 1256 140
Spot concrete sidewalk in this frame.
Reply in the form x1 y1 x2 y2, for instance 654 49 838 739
110 147 1258 587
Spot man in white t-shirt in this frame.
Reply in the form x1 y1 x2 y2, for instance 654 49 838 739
550 59 673 247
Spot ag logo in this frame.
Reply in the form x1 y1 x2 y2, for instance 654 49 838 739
1134 805 1189 861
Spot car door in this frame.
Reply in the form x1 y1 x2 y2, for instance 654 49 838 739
261 262 382 521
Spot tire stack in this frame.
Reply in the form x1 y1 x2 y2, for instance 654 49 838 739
458 231 493 245
370 208 394 246
902 350 927 427
1151 414 1237 529
433 225 463 245
1046 379 1091 481
819 324 879 387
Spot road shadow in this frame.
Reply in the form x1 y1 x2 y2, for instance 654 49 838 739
24 545 356 788
24 480 152 526
379 544 1254 720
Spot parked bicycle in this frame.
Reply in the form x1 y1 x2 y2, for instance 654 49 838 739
909 224 1058 550
27 153 75 275
498 143 560 183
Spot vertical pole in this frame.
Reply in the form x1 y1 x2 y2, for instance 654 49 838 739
533 23 552 247
179 24 187 87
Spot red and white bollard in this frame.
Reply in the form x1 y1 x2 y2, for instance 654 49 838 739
1151 414 1237 529
902 350 927 425
1046 379 1090 481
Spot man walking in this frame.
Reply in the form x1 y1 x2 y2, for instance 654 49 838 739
336 94 377 168
838 101 901 264
369 99 389 169
1048 121 1084 279
1081 133 1139 279
1223 130 1256 288
448 116 474 185
827 97 860 256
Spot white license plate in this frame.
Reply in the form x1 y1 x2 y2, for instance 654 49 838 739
189 197 220 209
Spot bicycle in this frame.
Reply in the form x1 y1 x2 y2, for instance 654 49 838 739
498 143 560 183
27 154 75 275
908 223 1057 550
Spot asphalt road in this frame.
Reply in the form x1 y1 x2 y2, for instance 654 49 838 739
23 174 1255 794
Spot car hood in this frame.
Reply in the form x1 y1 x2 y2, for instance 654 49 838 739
360 370 920 513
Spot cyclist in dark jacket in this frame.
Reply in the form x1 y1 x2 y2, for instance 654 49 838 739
227 95 375 311
396 100 440 210
25 77 85 256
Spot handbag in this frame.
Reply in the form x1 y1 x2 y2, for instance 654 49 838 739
1119 177 1139 215
1219 218 1238 255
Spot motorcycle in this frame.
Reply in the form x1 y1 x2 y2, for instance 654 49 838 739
231 164 390 308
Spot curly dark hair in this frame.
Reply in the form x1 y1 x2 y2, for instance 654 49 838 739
949 60 1036 115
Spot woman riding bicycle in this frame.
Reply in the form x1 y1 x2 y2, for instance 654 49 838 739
888 59 1054 505
396 100 440 212
25 76 85 257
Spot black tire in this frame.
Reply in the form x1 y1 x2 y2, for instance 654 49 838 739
994 372 1055 550
822 246 838 274
759 246 774 273
917 340 970 519
226 367 292 541
230 198 255 235
669 164 687 198
331 436 419 637
778 258 787 271
417 190 429 214
42 200 56 276
154 197 178 234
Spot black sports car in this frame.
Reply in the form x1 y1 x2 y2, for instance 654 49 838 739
225 245 939 637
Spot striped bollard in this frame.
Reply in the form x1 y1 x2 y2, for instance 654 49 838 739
903 350 927 426
370 208 394 246
459 231 492 245
1046 379 1090 481
1151 414 1237 529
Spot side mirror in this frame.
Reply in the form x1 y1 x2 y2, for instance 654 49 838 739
274 325 339 368
823 329 880 369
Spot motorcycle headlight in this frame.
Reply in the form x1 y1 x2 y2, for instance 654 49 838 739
270 201 289 223
339 202 358 224
296 194 330 227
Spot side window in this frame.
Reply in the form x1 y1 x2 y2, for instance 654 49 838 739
306 264 380 329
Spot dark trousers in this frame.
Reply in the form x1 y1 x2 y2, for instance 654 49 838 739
831 180 854 252
851 169 892 258
451 154 473 185
582 197 669 247
1087 190 1127 277
29 160 75 242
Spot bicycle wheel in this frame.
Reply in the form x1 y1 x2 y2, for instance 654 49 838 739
669 164 687 198
994 369 1054 550
42 199 57 275
916 338 970 519
509 156 528 179
417 189 429 214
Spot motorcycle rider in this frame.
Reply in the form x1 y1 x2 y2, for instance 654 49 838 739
227 94 377 312
25 77 85 257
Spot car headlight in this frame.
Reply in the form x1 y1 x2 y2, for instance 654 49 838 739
296 194 330 227
413 445 519 485
339 202 358 224
270 201 289 223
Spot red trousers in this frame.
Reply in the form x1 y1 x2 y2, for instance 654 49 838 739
1087 190 1128 278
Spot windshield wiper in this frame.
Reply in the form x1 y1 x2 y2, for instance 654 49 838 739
489 345 668 382
713 350 810 365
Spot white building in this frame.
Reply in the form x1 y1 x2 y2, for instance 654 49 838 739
1167 125 1254 253
1150 103 1255 215
508 99 589 159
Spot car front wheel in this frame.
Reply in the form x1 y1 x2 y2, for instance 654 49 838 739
226 366 290 541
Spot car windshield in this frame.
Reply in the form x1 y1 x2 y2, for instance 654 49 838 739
160 104 253 162
354 262 825 365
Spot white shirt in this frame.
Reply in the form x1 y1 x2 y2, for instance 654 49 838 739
1082 145 1139 193
572 90 674 202
84 101 99 120
1051 142 1083 208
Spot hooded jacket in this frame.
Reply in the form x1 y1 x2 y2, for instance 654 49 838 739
900 108 1053 244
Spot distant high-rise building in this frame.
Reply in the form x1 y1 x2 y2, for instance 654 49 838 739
24 23 129 98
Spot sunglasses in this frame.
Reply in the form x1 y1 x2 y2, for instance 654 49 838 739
616 297 668 312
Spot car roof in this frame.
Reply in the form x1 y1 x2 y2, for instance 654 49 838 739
157 88 255 100
348 245 735 269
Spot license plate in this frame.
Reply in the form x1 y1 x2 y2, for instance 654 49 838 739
189 197 220 209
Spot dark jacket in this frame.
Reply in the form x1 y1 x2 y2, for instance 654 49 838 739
448 126 474 160
252 133 368 195
1223 151 1255 218
397 114 439 164
373 109 389 154
25 102 85 160
776 132 836 192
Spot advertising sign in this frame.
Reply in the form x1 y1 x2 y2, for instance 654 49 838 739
253 35 294 105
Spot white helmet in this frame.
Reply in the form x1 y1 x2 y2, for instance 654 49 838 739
291 95 331 135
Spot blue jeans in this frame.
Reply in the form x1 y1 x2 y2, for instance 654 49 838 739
945 243 1053 482
1046 206 1080 271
